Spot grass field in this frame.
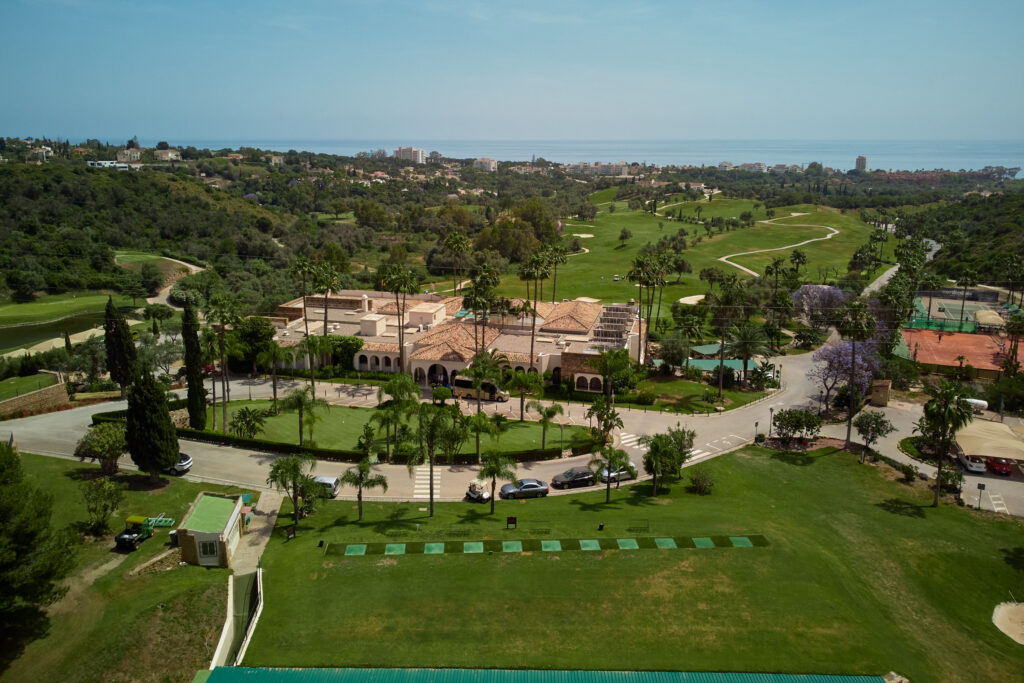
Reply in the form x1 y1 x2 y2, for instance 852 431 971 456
0 373 57 401
114 250 189 284
0 292 133 326
2 454 256 683
244 445 1024 680
492 196 883 306
207 400 591 454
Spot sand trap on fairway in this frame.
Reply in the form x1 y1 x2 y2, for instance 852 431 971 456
676 295 705 305
993 602 1024 644
572 233 594 238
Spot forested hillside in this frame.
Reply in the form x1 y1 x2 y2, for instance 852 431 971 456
0 165 287 301
901 190 1024 282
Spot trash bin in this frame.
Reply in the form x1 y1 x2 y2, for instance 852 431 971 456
168 529 179 547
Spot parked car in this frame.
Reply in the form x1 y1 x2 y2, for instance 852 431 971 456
551 466 595 489
312 475 341 498
599 461 637 483
958 453 987 474
164 452 192 475
986 457 1014 476
466 480 491 503
499 478 549 499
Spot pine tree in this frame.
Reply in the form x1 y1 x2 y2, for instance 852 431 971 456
126 372 180 483
182 299 206 430
103 297 136 398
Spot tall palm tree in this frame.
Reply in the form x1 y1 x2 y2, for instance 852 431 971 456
466 411 494 462
466 349 508 414
790 249 807 277
378 264 418 373
725 322 771 382
200 326 220 431
917 272 944 323
836 300 877 449
374 373 419 461
589 446 631 503
527 401 564 449
315 262 342 337
280 385 327 447
1005 313 1024 368
545 245 568 303
443 231 471 293
290 256 317 340
627 256 653 366
506 369 543 421
266 452 318 524
203 292 240 435
479 449 515 514
490 413 510 448
706 279 751 399
257 343 291 415
587 347 630 399
341 457 389 521
921 380 973 507
956 269 978 329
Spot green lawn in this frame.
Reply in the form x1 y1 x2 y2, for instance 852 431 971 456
245 445 1024 680
637 375 766 412
493 198 880 306
0 292 133 326
3 454 257 683
115 250 190 286
207 400 591 454
0 373 57 402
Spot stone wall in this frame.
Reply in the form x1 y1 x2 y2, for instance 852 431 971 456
0 376 69 419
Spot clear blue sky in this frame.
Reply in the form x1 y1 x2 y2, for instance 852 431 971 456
2 0 1022 142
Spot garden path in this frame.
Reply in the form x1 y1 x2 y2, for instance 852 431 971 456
717 213 838 277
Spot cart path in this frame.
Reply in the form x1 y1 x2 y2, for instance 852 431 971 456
717 214 837 277
231 490 283 574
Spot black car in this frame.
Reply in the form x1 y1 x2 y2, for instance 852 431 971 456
551 466 595 489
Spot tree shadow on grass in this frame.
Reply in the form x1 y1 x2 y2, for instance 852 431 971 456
875 498 927 518
61 467 168 491
569 498 622 513
1000 547 1024 571
455 507 502 526
0 605 51 675
770 449 818 466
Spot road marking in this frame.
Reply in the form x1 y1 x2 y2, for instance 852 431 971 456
989 492 1008 513
729 434 744 441
413 466 440 499
691 450 707 457
619 432 643 448
703 443 721 452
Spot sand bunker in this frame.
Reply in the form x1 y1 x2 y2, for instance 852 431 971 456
676 295 705 306
993 602 1024 644
572 233 594 238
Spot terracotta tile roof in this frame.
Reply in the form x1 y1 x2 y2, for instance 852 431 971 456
362 342 399 353
442 296 464 316
560 351 601 376
540 301 602 334
503 352 536 366
410 321 501 362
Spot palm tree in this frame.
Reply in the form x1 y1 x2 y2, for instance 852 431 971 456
921 381 973 507
315 262 342 337
341 457 389 521
266 453 318 524
506 369 543 421
298 334 324 396
200 327 219 431
545 245 568 303
203 292 241 435
836 300 877 449
374 373 419 461
917 272 944 322
589 446 631 503
528 401 564 449
229 406 266 439
956 269 978 329
290 256 317 341
587 347 630 399
280 385 327 447
443 231 471 293
257 343 292 415
490 413 510 448
466 411 495 462
627 255 653 366
1005 313 1024 368
706 279 751 399
479 449 515 514
466 349 508 414
378 264 418 373
585 396 622 444
412 404 463 517
725 322 771 382
790 249 807 277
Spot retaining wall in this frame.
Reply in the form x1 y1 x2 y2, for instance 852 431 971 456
0 375 68 419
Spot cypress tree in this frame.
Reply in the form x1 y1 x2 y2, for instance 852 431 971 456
126 371 180 484
103 297 137 398
182 299 206 430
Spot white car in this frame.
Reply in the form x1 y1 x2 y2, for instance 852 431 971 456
599 461 637 483
958 453 986 474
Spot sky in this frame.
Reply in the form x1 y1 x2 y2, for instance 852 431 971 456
2 0 1023 143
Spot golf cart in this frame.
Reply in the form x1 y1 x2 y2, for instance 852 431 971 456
114 513 175 552
466 480 491 504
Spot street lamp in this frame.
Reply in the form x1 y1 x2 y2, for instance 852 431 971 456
768 407 774 437
754 421 759 440
559 421 565 448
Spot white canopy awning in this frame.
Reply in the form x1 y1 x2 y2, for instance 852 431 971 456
957 420 1024 461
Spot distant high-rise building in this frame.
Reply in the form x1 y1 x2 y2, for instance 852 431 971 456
856 155 867 172
474 158 497 172
394 147 425 164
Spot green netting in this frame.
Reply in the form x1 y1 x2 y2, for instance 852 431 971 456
904 317 977 333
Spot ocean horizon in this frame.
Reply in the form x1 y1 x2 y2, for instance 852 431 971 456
136 138 1024 175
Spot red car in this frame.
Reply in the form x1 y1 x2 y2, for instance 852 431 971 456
986 457 1014 476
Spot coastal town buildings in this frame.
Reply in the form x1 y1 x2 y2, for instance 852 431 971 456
473 158 498 172
856 155 868 172
393 147 426 164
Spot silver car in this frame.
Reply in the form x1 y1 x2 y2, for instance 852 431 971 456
499 478 549 499
599 460 637 483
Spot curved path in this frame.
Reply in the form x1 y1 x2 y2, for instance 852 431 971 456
145 257 205 307
717 214 838 277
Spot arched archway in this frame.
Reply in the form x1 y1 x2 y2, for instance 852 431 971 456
384 357 392 369
589 377 602 392
576 376 588 391
370 356 380 370
428 364 448 385
358 355 368 371
551 367 561 384
527 367 538 374
414 367 426 384
515 366 525 374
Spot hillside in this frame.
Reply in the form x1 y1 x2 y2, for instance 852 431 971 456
0 164 288 301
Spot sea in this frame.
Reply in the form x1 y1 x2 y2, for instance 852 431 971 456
162 139 1024 175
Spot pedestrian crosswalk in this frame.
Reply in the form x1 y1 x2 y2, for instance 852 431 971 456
989 492 1008 514
619 432 644 451
412 465 442 499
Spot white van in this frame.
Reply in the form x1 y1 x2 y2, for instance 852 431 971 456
312 475 340 498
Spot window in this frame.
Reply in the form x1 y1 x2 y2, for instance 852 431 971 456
199 541 218 557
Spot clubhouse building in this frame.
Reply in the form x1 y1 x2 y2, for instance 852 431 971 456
273 289 644 393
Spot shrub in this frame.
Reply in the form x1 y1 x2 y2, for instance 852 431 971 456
708 365 737 390
688 468 715 495
680 365 704 382
899 463 917 483
833 383 864 412
754 433 766 444
634 389 657 405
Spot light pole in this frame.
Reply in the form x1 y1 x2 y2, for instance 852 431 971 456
768 407 774 438
754 421 758 440
559 421 565 448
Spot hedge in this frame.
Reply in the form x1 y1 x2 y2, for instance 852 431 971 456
91 402 601 465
